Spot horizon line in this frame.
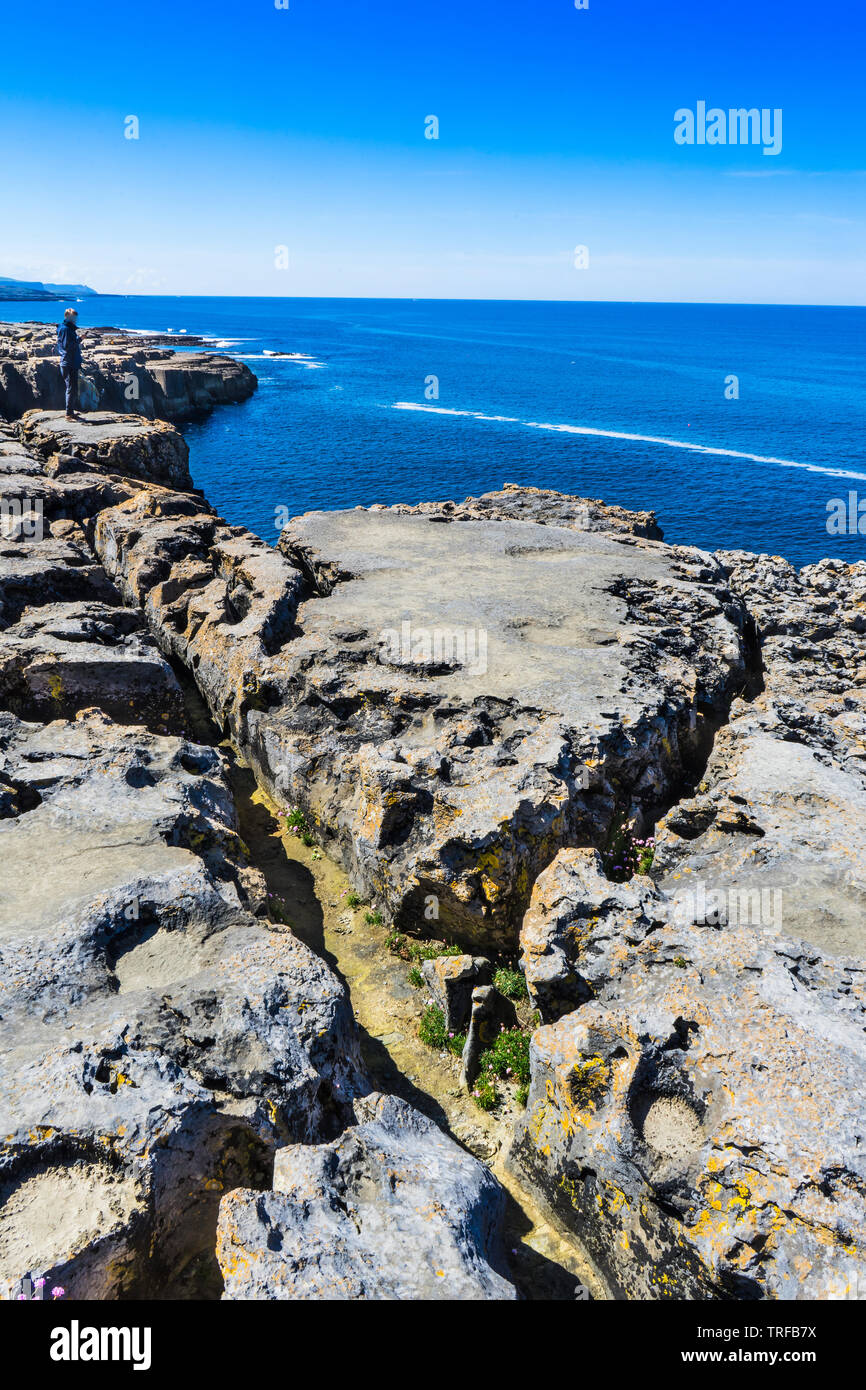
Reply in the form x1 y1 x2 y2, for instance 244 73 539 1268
23 293 866 310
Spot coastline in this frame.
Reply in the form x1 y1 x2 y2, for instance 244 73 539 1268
0 332 865 1302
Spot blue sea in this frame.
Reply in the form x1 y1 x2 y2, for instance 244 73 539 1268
5 296 865 567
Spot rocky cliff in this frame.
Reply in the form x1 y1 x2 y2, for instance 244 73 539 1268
0 322 257 422
0 395 863 1302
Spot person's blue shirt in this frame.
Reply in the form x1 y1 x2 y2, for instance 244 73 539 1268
57 321 82 370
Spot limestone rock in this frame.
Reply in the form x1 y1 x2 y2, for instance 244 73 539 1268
16 411 193 491
509 847 866 1300
216 1092 516 1300
461 985 518 1087
0 708 365 1298
520 847 662 1022
420 953 491 1032
655 552 866 960
0 600 185 730
257 502 750 948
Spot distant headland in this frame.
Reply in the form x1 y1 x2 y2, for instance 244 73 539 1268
0 275 102 302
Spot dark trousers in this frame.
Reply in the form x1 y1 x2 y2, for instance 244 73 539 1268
61 363 79 414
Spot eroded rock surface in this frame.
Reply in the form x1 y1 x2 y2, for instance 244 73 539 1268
510 843 866 1300
217 1092 516 1300
4 404 865 1303
655 552 866 959
0 707 364 1298
0 415 525 1302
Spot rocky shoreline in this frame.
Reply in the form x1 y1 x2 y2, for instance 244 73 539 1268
0 322 256 422
1 330 864 1301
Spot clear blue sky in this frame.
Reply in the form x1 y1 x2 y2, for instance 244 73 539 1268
2 0 863 302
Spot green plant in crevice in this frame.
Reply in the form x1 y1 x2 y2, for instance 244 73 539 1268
471 1073 498 1112
478 1027 532 1087
493 965 528 1000
417 1005 465 1057
601 809 655 882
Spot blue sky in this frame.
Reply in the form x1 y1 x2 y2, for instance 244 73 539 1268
1 0 863 302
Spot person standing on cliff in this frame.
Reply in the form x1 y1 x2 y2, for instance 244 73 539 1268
56 307 90 420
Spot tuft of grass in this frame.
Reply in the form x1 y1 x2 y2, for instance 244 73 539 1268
515 1081 530 1107
385 932 460 962
408 965 424 989
673 955 687 969
365 909 384 927
493 965 528 1000
409 940 461 963
472 1073 498 1111
346 892 361 908
417 1006 465 1057
478 1027 531 1086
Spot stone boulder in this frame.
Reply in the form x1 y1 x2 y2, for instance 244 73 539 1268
461 985 518 1088
520 847 662 1022
216 1093 516 1300
254 499 751 949
16 411 193 491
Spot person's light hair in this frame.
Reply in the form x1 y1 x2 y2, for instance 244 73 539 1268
63 307 78 321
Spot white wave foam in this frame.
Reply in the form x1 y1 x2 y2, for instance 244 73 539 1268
391 402 864 481
234 353 325 368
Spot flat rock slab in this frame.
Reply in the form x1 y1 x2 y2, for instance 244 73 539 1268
257 501 749 946
16 411 192 490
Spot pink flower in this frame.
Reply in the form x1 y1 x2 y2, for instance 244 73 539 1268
51 1287 65 1299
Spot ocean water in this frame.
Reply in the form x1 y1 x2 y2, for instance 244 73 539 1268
5 295 865 567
